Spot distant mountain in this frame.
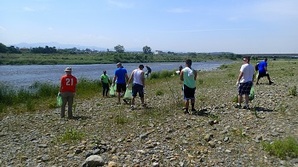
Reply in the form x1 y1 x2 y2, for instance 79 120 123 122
13 42 107 51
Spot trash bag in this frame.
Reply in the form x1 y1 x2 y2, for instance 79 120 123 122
249 86 255 101
109 84 116 96
57 93 62 107
123 89 132 100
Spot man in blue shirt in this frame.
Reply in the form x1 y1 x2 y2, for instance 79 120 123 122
256 58 274 85
113 62 129 104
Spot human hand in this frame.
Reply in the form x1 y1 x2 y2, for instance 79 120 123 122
126 84 129 88
236 81 239 86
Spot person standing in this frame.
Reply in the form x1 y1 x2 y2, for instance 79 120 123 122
235 57 255 109
100 70 111 97
127 64 146 109
112 62 129 104
145 65 152 78
60 67 77 119
180 59 197 114
256 58 274 85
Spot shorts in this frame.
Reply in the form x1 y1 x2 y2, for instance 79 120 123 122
132 84 144 97
238 81 253 95
116 83 126 93
258 72 269 79
183 84 196 100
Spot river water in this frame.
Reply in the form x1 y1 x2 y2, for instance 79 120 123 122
0 61 229 89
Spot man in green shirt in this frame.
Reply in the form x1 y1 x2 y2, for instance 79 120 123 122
180 59 197 114
100 70 111 97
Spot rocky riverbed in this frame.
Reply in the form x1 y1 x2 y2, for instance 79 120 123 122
1 63 297 167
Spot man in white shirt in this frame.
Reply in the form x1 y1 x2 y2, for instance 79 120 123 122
127 64 146 109
235 56 255 109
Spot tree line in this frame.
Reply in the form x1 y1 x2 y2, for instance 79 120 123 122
0 43 153 54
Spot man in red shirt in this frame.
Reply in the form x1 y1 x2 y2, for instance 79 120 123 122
60 67 77 119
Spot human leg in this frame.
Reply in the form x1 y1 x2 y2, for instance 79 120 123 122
61 93 67 118
67 93 74 118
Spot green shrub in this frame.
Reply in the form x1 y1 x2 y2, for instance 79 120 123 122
58 128 84 142
262 136 298 159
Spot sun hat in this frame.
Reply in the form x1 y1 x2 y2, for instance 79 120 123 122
64 67 72 72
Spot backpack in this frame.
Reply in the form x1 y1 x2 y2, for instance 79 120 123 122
255 63 259 71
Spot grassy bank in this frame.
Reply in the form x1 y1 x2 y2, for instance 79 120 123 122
0 52 239 65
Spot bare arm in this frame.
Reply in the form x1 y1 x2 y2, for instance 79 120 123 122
180 70 184 81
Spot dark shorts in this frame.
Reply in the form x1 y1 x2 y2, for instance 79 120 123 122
132 84 144 97
258 72 269 79
238 81 253 95
183 84 196 100
102 83 109 90
116 83 126 93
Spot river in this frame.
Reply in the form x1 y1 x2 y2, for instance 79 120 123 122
0 61 230 89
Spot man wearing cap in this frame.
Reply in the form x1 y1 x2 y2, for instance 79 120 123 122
60 67 77 119
113 62 129 104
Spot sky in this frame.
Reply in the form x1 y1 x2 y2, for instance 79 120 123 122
1 0 298 54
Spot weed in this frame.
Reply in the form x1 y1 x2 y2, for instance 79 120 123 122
228 73 235 78
58 128 84 142
197 79 204 85
155 90 164 96
288 86 297 96
262 136 298 160
26 99 35 112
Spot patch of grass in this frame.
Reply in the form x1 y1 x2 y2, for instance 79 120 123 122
262 136 298 160
197 79 203 85
58 128 84 142
288 86 297 96
155 90 164 96
115 114 129 125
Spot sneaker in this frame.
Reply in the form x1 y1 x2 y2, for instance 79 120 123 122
243 105 250 110
234 104 241 109
130 105 135 110
123 99 129 104
269 81 274 85
191 108 196 112
183 108 189 114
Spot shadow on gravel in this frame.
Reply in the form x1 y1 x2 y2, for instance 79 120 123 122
192 109 213 117
71 116 92 120
253 107 274 112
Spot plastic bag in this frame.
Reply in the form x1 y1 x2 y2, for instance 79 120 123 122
249 86 255 101
57 93 62 107
123 89 132 100
109 84 116 96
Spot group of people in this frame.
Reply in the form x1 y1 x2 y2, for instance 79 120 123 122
236 57 273 109
58 57 273 119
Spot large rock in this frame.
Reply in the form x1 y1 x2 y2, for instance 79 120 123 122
81 155 104 167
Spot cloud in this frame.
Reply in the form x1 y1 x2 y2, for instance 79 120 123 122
166 8 191 13
107 0 134 9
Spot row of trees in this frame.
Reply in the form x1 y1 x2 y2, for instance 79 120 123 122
0 43 153 54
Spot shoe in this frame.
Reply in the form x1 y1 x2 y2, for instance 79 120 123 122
142 104 147 108
191 108 196 112
183 108 189 114
130 105 135 110
234 104 241 109
256 82 259 85
243 105 250 110
123 99 129 104
269 81 274 85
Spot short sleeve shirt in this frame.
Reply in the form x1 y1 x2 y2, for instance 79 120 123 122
115 67 127 84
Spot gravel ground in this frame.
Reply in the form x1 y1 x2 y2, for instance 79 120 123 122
1 61 297 167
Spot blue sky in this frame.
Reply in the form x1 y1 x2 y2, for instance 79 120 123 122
1 0 298 54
